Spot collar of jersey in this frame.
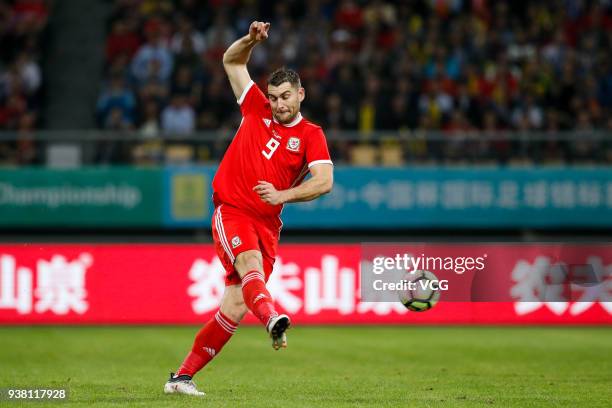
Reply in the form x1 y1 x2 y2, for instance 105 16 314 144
272 112 303 127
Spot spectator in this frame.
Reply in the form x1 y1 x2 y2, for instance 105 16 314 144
13 52 41 95
171 65 201 107
173 34 202 74
203 13 236 60
418 81 453 128
170 15 205 54
96 75 136 126
139 100 160 137
105 19 141 63
104 107 133 130
0 92 28 129
199 75 233 129
137 59 170 105
131 24 173 84
161 94 195 134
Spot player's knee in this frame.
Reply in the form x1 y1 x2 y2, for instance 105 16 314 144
235 250 263 274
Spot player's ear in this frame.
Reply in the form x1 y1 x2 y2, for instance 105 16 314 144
298 87 305 102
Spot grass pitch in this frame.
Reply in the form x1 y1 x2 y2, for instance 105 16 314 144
0 326 610 407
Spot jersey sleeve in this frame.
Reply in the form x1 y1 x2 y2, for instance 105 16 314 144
306 127 333 168
237 80 269 117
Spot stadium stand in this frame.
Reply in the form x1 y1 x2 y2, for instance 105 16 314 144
94 0 611 165
99 0 612 131
0 0 48 164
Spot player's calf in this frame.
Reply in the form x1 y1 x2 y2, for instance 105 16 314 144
240 269 278 325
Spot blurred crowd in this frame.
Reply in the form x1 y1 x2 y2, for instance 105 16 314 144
0 0 48 163
96 0 612 164
99 0 612 131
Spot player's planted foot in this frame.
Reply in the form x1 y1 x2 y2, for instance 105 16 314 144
163 373 206 396
267 314 290 350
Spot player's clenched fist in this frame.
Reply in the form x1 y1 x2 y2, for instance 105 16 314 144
248 21 270 42
253 180 285 205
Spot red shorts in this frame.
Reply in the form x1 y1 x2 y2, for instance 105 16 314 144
211 203 280 286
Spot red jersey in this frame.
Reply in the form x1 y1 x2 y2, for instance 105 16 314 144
212 80 332 225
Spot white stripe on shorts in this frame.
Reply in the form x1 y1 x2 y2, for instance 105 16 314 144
215 205 235 263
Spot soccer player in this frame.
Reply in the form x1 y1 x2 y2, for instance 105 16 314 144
164 21 333 396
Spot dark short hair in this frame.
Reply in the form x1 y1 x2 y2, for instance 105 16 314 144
267 67 301 88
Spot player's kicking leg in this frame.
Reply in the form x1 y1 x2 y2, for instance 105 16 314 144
234 250 291 350
164 285 248 396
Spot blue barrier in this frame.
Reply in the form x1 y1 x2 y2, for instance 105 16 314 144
163 166 612 228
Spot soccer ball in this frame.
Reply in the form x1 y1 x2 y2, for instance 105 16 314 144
398 270 441 312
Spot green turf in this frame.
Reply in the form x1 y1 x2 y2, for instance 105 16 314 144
0 326 610 407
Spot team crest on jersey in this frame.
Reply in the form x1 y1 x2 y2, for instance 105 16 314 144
231 236 242 248
286 137 301 152
262 118 271 127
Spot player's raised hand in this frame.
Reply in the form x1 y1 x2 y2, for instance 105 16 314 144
248 21 270 42
253 180 285 205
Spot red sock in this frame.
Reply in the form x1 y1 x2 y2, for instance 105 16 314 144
176 310 238 377
241 270 278 326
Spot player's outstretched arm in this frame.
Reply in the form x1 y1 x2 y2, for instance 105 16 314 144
222 21 270 100
253 164 333 205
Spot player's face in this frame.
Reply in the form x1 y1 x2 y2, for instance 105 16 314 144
267 82 304 124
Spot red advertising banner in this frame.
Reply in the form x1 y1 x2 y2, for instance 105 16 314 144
0 244 609 325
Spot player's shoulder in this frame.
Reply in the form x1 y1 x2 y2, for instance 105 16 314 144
239 80 270 114
299 116 324 134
